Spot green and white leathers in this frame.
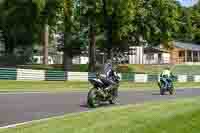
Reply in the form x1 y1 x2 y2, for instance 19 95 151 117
160 69 172 78
158 67 175 95
159 68 174 83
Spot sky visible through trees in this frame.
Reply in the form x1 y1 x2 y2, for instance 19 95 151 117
178 0 199 7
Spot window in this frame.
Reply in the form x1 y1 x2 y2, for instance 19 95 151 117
193 51 198 57
146 54 154 60
179 51 185 57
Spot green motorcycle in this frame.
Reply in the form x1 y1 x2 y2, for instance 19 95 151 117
158 75 175 95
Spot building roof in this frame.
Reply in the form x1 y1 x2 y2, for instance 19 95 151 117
174 42 200 51
144 47 169 53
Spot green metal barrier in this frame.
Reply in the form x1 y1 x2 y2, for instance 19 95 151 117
0 68 17 80
45 70 66 81
121 73 135 81
148 75 159 82
187 75 194 82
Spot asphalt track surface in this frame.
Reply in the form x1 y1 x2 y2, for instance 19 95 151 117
0 88 200 127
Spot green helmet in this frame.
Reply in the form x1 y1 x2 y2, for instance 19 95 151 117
165 66 170 70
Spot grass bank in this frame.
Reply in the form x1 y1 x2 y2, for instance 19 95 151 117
17 64 200 74
0 80 200 92
118 64 200 74
1 97 200 133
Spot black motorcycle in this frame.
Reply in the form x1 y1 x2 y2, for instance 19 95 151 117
158 75 175 95
87 70 120 108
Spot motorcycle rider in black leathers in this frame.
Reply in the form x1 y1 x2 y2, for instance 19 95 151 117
103 59 118 97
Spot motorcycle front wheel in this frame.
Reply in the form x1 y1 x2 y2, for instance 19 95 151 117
109 87 118 104
87 88 100 108
109 98 118 104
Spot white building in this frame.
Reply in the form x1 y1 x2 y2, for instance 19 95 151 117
129 47 143 64
73 56 89 64
129 46 170 64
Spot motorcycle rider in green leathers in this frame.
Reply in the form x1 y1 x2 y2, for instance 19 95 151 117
158 67 175 89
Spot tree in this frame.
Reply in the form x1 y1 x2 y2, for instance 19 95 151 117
55 0 83 71
33 0 63 65
191 1 200 44
176 7 194 42
0 0 64 65
129 0 181 48
101 0 136 59
0 0 40 55
174 0 200 44
81 0 137 70
81 0 102 72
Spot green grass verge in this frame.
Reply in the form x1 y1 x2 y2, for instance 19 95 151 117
17 64 200 74
118 64 200 74
0 80 200 92
17 64 89 72
1 97 200 133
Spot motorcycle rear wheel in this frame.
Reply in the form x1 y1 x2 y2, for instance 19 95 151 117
160 83 165 95
169 88 174 95
87 88 100 108
160 88 165 95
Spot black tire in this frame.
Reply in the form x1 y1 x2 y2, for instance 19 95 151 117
169 88 174 95
160 88 165 95
109 97 117 104
87 88 100 108
109 100 115 104
109 86 118 104
160 82 165 95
